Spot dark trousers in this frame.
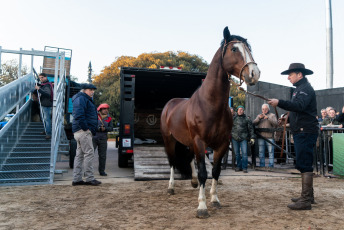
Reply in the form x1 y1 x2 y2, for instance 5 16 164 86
293 133 318 173
93 138 108 173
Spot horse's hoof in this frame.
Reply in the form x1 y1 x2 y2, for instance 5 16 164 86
191 180 198 188
196 209 210 219
211 201 222 209
167 189 175 195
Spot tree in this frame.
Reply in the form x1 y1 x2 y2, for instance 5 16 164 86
92 51 209 124
69 75 78 82
229 79 246 110
0 59 28 87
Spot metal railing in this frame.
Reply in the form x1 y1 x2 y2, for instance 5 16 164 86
0 47 66 184
254 126 344 177
0 73 35 121
318 127 344 176
0 100 32 166
49 52 66 183
0 72 35 167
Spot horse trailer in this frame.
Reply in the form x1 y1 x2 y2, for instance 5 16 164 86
116 67 207 168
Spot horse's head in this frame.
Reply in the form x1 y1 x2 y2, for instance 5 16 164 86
221 27 260 86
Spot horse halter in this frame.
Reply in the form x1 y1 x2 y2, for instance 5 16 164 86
221 40 257 86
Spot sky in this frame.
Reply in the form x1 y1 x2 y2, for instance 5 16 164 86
1 0 343 90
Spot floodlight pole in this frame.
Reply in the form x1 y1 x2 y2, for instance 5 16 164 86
325 0 333 89
88 61 92 83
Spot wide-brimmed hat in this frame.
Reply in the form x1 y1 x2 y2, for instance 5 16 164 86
81 83 97 90
281 63 313 75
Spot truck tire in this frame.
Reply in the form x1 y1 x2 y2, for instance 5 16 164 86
69 139 77 168
118 153 128 168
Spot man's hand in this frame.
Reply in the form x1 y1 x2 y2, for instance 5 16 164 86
259 114 268 119
268 99 279 107
250 139 255 145
35 85 40 90
342 106 344 114
258 114 264 119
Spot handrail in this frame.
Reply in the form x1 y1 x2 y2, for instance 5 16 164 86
0 73 35 121
0 100 31 167
49 52 66 183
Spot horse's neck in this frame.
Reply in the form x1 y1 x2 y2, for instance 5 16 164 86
199 48 230 105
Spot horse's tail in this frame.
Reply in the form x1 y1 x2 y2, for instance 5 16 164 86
173 141 193 178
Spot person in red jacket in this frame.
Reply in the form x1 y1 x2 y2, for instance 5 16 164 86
93 103 114 176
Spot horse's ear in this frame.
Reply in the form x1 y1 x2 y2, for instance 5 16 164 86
223 26 231 43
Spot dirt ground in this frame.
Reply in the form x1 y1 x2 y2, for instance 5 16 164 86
0 174 343 230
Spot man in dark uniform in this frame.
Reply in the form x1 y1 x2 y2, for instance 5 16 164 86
93 103 114 176
268 63 318 210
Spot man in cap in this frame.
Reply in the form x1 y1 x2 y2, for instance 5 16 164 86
71 83 101 186
268 63 318 210
93 103 113 176
34 73 53 139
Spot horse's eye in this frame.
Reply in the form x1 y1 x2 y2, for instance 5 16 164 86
231 47 237 52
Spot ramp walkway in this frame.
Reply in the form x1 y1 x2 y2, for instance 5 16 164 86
134 146 212 181
0 47 69 186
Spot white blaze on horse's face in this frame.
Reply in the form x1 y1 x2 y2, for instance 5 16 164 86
234 43 260 86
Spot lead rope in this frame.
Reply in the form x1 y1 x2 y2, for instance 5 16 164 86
229 78 279 119
280 112 289 158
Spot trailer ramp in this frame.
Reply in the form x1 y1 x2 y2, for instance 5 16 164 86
134 146 212 181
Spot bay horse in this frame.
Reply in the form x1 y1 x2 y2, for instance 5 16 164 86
160 27 260 218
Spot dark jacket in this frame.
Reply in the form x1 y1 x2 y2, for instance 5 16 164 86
321 117 343 126
72 92 98 135
278 77 319 134
338 112 344 123
93 114 114 140
231 114 255 142
38 80 53 107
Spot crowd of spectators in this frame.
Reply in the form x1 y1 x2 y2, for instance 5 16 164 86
225 104 344 172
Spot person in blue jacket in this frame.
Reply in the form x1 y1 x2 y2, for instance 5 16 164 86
71 83 101 186
268 63 318 210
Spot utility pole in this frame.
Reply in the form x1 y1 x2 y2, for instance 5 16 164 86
88 61 92 83
326 0 333 89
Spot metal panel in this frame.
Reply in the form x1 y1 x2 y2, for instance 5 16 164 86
315 87 344 114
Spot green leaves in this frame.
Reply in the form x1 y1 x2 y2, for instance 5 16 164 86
0 59 28 87
229 79 246 109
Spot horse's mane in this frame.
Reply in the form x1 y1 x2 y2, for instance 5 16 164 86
220 35 252 52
